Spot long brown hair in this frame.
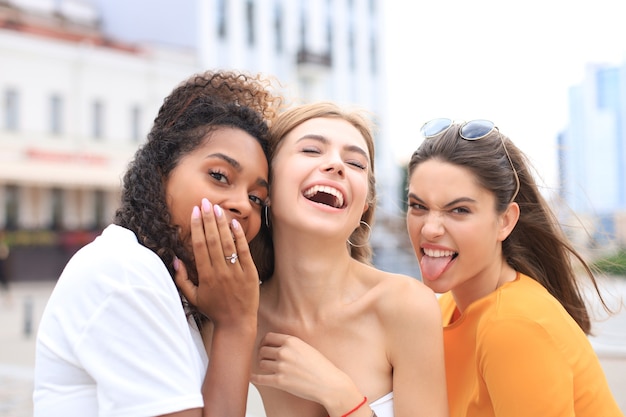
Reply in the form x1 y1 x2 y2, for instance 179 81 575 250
408 123 607 334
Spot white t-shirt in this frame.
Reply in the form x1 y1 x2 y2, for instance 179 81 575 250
33 224 208 417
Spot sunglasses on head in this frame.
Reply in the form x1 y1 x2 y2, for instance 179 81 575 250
419 118 520 203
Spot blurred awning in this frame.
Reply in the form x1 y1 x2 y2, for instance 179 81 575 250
0 159 125 189
0 146 131 189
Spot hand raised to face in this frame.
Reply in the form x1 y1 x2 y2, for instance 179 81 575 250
175 198 260 328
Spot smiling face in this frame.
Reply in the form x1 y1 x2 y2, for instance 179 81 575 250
406 159 516 305
165 126 269 245
270 117 370 238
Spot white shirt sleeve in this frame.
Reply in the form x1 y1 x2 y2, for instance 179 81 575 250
74 282 204 417
34 225 206 417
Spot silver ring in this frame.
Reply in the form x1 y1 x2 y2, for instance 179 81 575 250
225 253 238 264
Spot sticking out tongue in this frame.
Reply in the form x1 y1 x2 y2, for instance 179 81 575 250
420 254 454 281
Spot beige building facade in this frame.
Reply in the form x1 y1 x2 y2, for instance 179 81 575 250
0 1 197 279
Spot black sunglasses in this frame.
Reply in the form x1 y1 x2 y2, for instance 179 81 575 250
420 118 520 203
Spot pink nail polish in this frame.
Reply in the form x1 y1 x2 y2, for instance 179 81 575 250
192 206 200 219
202 198 211 213
214 204 223 217
231 219 240 230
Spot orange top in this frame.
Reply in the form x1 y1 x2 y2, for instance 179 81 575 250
439 273 622 417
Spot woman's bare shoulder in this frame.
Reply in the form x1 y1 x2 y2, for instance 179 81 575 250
359 264 439 312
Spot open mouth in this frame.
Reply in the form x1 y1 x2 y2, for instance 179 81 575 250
420 247 458 281
303 185 346 209
423 248 458 259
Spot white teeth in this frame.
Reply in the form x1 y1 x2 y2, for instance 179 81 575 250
303 185 345 208
423 248 455 257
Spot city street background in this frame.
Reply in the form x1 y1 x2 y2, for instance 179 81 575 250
1 276 624 417
1 0 626 415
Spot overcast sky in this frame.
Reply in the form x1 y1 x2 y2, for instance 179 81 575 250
94 0 626 192
382 0 626 191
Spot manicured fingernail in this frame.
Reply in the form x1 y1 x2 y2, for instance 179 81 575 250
202 198 211 213
173 257 180 271
192 206 200 219
214 204 223 217
231 219 240 230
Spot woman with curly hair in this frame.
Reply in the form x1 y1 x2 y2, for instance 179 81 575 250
33 70 282 417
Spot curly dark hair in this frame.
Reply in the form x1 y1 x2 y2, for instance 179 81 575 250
114 70 282 324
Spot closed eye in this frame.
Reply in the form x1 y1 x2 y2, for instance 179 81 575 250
302 146 321 154
347 160 367 170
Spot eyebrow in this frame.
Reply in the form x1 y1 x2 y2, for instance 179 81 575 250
407 193 476 208
296 134 369 160
207 152 269 189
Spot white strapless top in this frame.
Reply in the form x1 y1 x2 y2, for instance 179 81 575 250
370 392 394 417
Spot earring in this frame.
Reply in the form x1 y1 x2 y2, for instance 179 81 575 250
264 205 271 229
347 220 372 247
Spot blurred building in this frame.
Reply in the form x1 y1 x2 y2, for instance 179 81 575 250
1 0 410 281
559 62 626 251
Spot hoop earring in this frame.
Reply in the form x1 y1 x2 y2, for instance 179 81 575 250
347 220 372 248
264 205 271 229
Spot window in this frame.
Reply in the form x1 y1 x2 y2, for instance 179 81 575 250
369 35 377 74
347 0 356 72
274 2 283 53
92 100 104 139
326 6 333 55
4 185 19 230
348 29 356 71
130 105 142 142
299 9 307 50
217 0 227 39
51 188 64 230
246 0 255 46
50 94 63 135
4 89 18 131
94 190 106 229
